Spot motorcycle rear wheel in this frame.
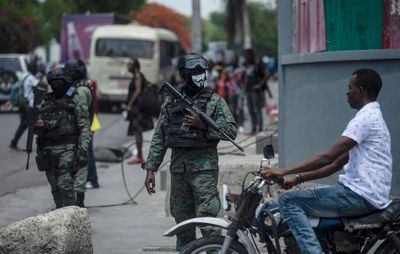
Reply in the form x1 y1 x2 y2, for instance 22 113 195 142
179 236 249 254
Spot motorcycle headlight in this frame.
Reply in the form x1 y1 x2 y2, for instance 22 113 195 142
255 200 281 232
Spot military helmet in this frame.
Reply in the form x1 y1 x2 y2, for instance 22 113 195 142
64 58 87 80
178 53 209 71
47 67 72 84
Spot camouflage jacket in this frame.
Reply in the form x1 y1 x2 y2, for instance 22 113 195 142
73 81 92 155
142 91 237 173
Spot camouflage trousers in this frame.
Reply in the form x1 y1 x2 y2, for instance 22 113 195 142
170 170 221 251
74 165 88 193
42 144 77 208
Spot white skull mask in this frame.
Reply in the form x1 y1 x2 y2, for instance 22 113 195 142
191 72 206 88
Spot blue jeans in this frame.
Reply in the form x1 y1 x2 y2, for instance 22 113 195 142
278 184 376 254
87 139 98 185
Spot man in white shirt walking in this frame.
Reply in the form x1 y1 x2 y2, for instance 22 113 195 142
261 68 392 254
9 61 39 151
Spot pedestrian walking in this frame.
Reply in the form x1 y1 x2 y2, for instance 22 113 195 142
226 55 245 132
34 67 91 208
243 49 271 134
9 61 39 151
126 57 154 164
143 53 237 251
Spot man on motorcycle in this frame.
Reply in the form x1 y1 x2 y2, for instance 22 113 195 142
262 68 392 254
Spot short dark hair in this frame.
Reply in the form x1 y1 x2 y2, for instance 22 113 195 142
352 68 382 100
243 48 255 63
130 57 140 70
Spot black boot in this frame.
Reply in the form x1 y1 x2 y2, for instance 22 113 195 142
76 192 85 208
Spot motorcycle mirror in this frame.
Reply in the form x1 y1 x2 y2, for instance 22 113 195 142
263 145 275 159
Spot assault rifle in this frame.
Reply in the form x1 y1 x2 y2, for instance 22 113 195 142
161 81 244 152
25 84 47 170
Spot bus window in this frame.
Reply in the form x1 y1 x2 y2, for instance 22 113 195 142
89 24 179 104
160 40 179 68
95 39 154 59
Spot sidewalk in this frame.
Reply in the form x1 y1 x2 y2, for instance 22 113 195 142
0 129 269 254
86 131 267 254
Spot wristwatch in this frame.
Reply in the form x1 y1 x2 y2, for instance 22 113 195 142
295 174 303 184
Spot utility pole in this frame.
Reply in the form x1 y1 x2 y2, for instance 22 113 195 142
242 0 252 49
191 0 202 53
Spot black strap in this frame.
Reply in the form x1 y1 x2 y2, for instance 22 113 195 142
39 135 79 147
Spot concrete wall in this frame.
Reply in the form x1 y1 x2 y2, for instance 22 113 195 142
278 0 400 195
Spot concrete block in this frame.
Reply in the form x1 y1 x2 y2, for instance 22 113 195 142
0 206 93 254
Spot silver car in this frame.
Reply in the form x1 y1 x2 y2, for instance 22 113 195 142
0 54 29 102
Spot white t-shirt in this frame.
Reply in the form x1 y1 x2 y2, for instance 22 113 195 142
338 102 392 209
23 74 39 107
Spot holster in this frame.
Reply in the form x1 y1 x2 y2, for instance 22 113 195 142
35 151 49 172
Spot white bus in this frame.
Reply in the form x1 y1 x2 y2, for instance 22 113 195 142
89 24 180 105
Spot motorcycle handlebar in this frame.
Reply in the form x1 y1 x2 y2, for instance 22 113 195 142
252 170 284 186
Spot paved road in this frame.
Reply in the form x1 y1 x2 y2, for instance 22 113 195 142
0 112 131 197
0 79 278 197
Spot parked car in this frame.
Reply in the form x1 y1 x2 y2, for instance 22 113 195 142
0 54 30 103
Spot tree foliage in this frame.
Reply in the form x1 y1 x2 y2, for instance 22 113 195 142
206 12 228 42
0 1 45 53
131 3 191 51
0 0 145 53
222 0 277 56
248 2 277 56
202 12 228 50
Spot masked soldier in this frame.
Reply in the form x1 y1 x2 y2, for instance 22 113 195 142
35 67 92 208
143 53 237 251
64 58 94 207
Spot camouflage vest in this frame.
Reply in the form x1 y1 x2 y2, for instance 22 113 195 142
37 95 79 146
164 87 218 149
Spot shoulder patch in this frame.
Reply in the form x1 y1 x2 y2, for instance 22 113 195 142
82 105 89 111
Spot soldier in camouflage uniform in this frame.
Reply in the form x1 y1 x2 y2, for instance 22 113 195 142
143 53 237 251
35 67 92 208
64 59 93 207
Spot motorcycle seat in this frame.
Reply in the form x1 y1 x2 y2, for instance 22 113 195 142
344 199 400 231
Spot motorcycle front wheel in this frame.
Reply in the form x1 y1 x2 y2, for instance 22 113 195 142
373 232 400 254
179 236 249 254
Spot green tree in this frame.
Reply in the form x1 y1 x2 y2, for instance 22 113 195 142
0 0 145 53
248 2 277 56
40 0 76 43
0 1 45 53
223 0 277 56
40 0 145 43
203 12 227 50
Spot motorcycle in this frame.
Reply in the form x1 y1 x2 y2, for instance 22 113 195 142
163 145 400 254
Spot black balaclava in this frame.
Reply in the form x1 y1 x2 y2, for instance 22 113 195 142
50 79 70 99
47 67 73 98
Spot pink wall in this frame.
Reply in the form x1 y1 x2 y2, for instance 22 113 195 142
294 0 326 53
383 0 400 49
